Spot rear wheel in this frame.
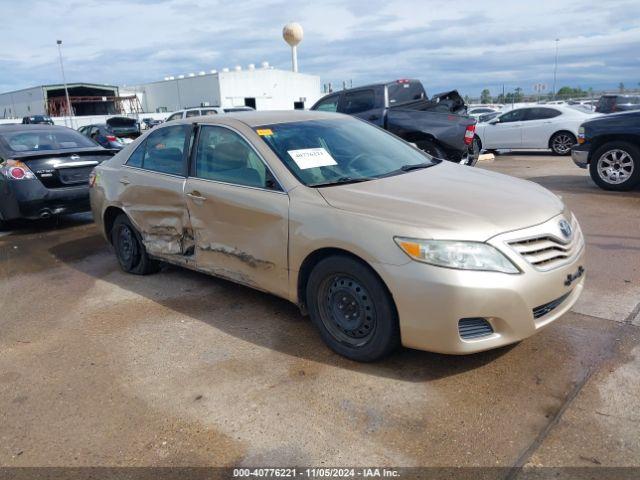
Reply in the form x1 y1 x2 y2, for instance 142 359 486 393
306 255 400 362
550 131 576 155
464 137 481 167
111 214 159 275
589 141 640 191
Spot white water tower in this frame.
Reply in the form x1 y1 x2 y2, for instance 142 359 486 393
282 22 303 72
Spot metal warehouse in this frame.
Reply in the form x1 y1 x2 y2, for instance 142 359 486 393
0 83 142 118
129 63 321 113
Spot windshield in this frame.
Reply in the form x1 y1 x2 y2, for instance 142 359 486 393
0 129 98 152
256 118 438 187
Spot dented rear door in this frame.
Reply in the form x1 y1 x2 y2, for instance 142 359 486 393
185 125 289 298
118 124 193 258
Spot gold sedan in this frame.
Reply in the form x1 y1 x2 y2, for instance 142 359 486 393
90 111 585 361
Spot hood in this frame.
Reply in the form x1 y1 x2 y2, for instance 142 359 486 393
317 162 564 242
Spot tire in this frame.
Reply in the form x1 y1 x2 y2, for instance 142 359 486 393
417 140 448 161
111 214 159 275
464 137 481 167
550 131 576 156
589 141 640 191
306 255 400 362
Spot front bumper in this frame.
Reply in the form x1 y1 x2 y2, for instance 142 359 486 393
0 180 91 221
375 215 586 354
571 145 589 168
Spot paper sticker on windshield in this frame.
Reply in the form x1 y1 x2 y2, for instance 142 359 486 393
256 128 273 136
287 148 337 169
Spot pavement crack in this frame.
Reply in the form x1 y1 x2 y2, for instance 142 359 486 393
505 318 639 479
505 365 596 480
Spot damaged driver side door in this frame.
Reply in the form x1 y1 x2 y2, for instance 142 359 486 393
119 124 194 260
185 125 289 298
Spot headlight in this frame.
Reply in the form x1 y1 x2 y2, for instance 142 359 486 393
394 237 519 274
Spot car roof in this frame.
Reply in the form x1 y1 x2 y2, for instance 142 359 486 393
169 109 347 127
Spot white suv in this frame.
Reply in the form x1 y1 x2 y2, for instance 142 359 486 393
165 106 254 122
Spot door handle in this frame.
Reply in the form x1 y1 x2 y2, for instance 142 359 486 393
119 178 130 185
187 191 206 201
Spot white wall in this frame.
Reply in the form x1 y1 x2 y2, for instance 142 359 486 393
0 86 46 118
132 75 221 113
218 68 321 110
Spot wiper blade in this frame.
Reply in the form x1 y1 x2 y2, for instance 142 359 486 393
400 162 433 171
311 176 376 187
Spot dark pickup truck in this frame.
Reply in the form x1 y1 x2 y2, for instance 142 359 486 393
571 110 640 191
310 79 478 165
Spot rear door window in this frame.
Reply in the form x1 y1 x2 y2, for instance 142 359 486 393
525 108 562 120
342 90 375 114
186 110 201 118
139 125 190 176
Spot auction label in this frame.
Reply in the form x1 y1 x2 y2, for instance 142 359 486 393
288 148 337 169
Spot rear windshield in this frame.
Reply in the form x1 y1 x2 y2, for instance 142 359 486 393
0 129 97 152
387 81 426 105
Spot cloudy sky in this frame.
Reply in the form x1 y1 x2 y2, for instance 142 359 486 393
1 0 639 97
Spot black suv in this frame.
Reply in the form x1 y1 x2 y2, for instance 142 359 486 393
571 110 640 191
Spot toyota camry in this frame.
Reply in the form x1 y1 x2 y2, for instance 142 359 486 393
90 111 585 361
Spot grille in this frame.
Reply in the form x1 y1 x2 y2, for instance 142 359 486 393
532 291 571 319
508 218 583 271
458 318 494 340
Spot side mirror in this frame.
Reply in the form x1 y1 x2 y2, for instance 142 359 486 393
489 117 500 125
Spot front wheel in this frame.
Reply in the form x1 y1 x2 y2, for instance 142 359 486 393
589 141 640 191
111 214 159 275
306 255 400 362
550 131 576 155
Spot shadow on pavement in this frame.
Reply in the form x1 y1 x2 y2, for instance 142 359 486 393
527 175 640 196
0 213 94 237
48 234 514 383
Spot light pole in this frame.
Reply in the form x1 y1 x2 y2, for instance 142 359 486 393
552 38 559 100
56 40 73 126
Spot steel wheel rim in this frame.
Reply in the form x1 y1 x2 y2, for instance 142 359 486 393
552 134 573 154
597 149 634 184
117 225 139 269
318 274 376 347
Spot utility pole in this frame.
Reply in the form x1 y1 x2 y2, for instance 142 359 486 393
552 38 559 100
56 40 73 127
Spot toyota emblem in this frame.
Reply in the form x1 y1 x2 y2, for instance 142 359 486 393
559 219 572 239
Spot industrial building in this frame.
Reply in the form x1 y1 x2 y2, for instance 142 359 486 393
129 64 321 113
0 83 142 119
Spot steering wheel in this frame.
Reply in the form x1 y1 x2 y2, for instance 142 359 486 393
344 152 389 173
